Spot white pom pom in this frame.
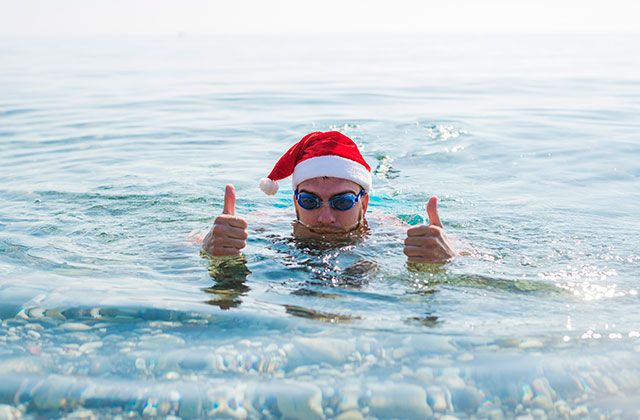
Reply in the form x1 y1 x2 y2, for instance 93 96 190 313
259 177 279 195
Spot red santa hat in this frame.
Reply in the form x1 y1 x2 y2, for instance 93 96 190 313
259 131 372 195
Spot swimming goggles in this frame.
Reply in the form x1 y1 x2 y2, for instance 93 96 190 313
295 189 366 211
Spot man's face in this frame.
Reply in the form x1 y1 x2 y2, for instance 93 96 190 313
293 177 369 234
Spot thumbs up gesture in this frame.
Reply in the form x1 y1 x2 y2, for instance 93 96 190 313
403 196 457 264
203 184 249 257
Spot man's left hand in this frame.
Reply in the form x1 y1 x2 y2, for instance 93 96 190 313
403 196 457 264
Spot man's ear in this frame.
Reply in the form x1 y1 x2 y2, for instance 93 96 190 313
293 195 300 219
361 194 369 213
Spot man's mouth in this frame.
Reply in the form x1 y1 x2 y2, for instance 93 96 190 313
306 226 350 234
292 220 364 236
297 222 359 234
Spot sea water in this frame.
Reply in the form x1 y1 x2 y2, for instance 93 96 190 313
1 34 639 418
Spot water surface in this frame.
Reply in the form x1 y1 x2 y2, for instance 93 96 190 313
1 34 640 418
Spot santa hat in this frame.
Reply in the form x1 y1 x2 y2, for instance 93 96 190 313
259 131 372 195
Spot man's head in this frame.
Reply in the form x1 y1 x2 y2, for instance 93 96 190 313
294 176 369 233
259 131 372 234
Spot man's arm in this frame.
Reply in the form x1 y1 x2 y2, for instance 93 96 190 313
202 184 249 257
403 196 457 264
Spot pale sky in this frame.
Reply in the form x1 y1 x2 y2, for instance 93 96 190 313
1 0 638 35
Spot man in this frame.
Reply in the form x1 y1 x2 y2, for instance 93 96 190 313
202 131 457 263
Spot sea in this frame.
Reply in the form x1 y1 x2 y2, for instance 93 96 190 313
1 33 639 418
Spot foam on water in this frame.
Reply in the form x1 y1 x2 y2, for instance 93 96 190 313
1 34 640 417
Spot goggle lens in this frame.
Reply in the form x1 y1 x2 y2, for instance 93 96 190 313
297 194 322 210
330 195 357 211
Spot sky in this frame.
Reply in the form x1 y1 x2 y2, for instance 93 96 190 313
0 0 639 36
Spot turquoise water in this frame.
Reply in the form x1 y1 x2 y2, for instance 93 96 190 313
1 34 640 418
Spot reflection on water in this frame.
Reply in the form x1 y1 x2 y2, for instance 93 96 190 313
203 255 251 310
406 314 440 327
283 304 361 323
408 272 565 294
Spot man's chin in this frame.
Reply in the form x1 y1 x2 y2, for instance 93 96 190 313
307 227 351 235
292 220 367 239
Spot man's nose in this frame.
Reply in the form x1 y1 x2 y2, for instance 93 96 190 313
316 204 336 224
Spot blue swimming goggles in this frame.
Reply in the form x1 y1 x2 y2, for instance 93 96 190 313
295 189 366 211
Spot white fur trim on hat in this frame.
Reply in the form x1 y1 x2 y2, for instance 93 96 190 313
291 155 372 192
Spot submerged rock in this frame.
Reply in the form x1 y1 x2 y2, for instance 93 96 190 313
426 386 449 412
368 383 432 420
138 333 186 349
531 395 553 411
178 389 204 419
275 382 323 420
477 406 505 420
338 384 361 412
519 339 544 350
0 357 46 374
178 353 211 371
288 337 356 367
554 400 571 417
88 356 113 376
205 385 247 419
0 404 22 420
521 385 534 403
404 366 434 384
60 323 91 331
531 378 556 401
335 410 364 420
78 341 102 354
451 386 484 413
61 409 96 419
31 377 81 411
437 369 466 390
246 381 323 420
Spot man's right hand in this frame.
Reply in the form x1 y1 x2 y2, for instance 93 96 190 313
203 184 248 257
403 196 456 264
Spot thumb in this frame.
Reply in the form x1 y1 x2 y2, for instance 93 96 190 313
223 184 236 215
426 195 443 228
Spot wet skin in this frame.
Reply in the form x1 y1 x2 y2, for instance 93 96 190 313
403 195 457 264
202 184 248 257
293 177 369 234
